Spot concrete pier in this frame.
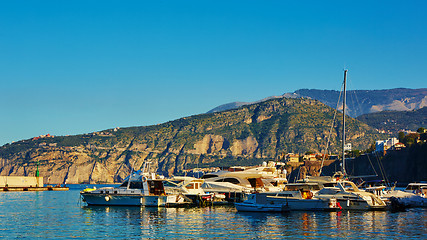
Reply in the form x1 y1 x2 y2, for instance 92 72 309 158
0 176 68 191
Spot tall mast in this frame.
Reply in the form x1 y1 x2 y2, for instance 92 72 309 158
342 70 347 176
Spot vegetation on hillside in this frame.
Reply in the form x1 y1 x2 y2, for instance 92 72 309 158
357 107 427 133
0 97 387 180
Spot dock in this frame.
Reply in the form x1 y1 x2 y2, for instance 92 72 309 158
1 176 69 191
0 186 69 191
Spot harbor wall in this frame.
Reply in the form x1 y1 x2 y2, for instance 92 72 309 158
0 176 43 187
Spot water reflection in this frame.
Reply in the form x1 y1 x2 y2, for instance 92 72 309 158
2 190 427 239
234 209 427 239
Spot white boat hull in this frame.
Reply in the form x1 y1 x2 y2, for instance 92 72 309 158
235 202 288 212
234 192 338 212
81 193 172 207
336 198 384 210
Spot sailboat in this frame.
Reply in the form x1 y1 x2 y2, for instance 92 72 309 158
299 70 387 210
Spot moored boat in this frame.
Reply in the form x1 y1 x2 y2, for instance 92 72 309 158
404 183 427 196
235 188 339 212
314 180 386 210
80 163 190 207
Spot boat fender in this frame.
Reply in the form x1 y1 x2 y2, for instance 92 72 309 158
105 195 110 202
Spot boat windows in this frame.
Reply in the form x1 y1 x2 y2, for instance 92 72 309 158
185 182 200 189
215 178 241 185
276 193 293 197
163 181 179 187
149 180 166 195
201 174 219 179
405 185 423 191
119 181 144 189
129 182 144 189
323 183 335 188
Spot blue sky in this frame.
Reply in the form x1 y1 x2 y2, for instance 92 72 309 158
1 1 426 146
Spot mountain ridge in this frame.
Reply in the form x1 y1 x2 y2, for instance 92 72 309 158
208 88 427 117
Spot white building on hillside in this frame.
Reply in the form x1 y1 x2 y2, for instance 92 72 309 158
375 137 399 153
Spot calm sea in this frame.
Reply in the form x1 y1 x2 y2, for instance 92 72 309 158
1 185 426 239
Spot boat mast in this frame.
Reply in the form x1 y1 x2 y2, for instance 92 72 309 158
342 70 347 176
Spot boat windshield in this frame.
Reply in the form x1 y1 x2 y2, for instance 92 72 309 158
201 174 219 179
405 184 427 191
215 178 241 184
163 181 180 187
340 181 359 192
119 181 144 189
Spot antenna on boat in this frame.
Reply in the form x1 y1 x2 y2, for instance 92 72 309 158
342 69 348 177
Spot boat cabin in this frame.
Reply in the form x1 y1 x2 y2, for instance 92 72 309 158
119 178 166 196
405 183 427 195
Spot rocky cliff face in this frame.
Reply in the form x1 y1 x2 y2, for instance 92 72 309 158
0 98 385 183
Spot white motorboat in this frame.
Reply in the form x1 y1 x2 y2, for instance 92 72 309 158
80 163 189 207
404 183 427 196
382 189 427 208
235 188 339 212
164 176 227 205
234 193 290 212
355 182 427 209
373 183 427 208
314 180 387 210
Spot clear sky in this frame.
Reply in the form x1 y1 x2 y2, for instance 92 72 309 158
1 1 426 146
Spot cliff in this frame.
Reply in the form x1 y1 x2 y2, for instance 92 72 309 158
343 143 427 184
0 97 385 184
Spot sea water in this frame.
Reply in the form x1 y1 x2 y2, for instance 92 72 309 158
1 186 426 239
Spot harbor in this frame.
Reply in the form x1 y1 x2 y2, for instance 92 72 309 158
1 188 426 239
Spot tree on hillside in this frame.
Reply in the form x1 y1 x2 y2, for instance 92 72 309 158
398 131 405 142
364 142 376 153
402 133 420 146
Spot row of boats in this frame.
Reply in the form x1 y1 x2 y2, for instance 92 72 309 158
81 72 427 212
80 162 427 212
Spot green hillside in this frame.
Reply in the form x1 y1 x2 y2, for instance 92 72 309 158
357 107 427 133
0 97 387 183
